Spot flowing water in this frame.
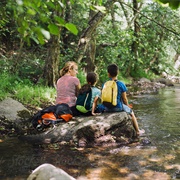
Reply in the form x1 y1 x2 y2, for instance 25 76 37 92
0 85 180 180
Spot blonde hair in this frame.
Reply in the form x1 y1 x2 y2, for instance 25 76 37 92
60 61 78 77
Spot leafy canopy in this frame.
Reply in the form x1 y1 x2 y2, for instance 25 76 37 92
155 0 180 9
11 0 78 45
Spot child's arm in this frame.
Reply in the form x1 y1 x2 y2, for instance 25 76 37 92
91 96 100 116
122 92 132 108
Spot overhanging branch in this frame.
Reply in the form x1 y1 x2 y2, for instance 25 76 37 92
120 1 180 38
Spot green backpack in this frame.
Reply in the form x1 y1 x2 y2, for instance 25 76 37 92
76 85 92 113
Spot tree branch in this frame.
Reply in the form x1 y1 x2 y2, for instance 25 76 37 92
120 1 180 38
75 0 117 63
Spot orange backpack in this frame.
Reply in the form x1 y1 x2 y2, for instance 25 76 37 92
32 103 73 130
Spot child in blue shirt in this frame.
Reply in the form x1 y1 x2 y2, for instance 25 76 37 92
99 64 145 136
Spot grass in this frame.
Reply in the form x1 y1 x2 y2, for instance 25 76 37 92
0 73 56 108
14 85 56 107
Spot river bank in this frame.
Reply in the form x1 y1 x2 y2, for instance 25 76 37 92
0 84 179 179
0 78 171 139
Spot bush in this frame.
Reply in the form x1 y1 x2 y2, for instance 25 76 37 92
0 72 56 107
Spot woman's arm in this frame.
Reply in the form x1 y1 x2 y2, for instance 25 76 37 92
75 83 81 97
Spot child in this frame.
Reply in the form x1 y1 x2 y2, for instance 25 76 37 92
76 72 101 116
101 64 145 136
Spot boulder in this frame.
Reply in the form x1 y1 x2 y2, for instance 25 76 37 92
129 80 166 95
0 98 137 146
27 163 76 180
139 77 151 83
169 76 180 83
0 97 31 122
20 112 136 146
154 78 174 86
0 97 31 133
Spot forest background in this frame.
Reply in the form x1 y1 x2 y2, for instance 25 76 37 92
0 0 179 108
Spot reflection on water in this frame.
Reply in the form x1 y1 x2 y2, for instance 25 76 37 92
0 85 180 180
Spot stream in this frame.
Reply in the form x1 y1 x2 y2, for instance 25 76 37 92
0 85 180 180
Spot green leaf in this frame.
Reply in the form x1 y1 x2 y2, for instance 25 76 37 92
41 29 50 39
169 0 180 9
38 36 44 45
65 23 78 35
17 26 25 35
22 20 29 29
31 37 39 44
27 9 36 15
48 24 59 35
70 0 75 4
39 14 49 23
137 58 143 64
46 1 55 9
155 0 180 9
54 16 66 25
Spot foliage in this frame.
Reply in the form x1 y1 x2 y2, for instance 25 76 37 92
0 1 20 51
7 0 78 45
0 72 56 107
138 3 179 75
77 71 87 86
155 0 180 9
0 0 180 91
0 47 46 83
94 1 180 79
0 72 26 100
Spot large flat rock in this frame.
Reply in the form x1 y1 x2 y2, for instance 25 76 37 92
20 112 136 146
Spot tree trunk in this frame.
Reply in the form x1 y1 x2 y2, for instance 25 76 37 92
82 9 97 73
43 0 117 85
43 34 60 87
42 1 65 87
75 0 117 63
119 0 142 76
119 0 131 27
131 0 139 60
83 34 96 73
174 53 180 70
129 0 143 76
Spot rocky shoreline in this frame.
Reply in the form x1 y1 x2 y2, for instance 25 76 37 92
0 78 174 146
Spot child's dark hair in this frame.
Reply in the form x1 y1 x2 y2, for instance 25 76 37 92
107 64 119 77
79 72 98 94
86 72 97 85
79 84 91 94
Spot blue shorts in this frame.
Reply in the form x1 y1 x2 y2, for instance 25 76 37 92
103 104 132 114
96 104 132 114
122 104 132 114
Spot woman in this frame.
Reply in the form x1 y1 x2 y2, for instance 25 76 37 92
56 61 81 107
